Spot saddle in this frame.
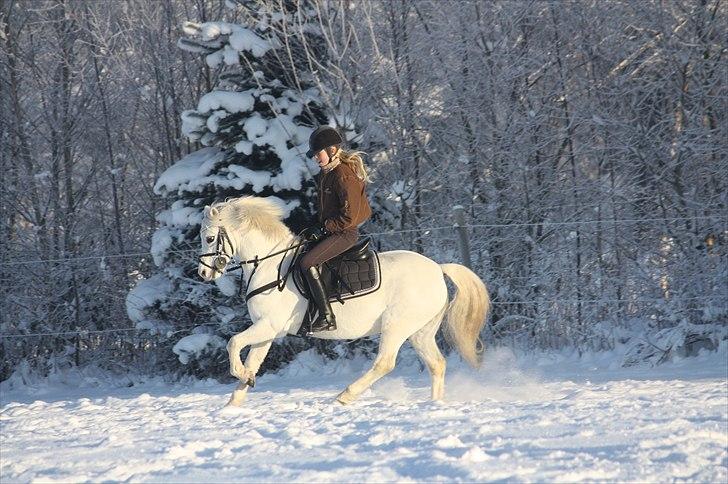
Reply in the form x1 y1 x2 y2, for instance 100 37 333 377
293 237 381 334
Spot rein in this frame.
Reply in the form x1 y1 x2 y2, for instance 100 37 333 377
238 238 306 301
199 227 307 301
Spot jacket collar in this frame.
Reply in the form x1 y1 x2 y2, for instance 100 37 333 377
320 152 342 174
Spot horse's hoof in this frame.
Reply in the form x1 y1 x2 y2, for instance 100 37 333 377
225 392 247 408
221 401 245 412
336 391 355 405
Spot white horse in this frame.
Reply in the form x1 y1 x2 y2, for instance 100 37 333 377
197 196 490 406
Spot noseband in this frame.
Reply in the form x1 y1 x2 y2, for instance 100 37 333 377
199 226 235 274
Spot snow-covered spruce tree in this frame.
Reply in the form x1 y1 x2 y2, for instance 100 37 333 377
126 0 332 379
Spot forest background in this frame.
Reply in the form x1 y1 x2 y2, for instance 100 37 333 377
1 0 725 383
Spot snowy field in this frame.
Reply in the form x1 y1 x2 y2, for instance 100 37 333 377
1 346 726 483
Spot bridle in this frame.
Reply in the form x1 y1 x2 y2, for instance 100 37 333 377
199 226 236 274
198 225 308 301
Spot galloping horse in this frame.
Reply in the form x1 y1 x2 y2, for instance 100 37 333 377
197 196 490 406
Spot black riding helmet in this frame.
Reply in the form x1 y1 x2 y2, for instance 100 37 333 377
306 126 344 158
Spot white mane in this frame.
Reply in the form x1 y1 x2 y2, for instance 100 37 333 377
204 196 292 240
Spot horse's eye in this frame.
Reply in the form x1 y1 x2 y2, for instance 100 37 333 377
206 236 215 244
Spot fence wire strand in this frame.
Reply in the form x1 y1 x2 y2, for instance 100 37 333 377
2 295 724 340
1 214 724 267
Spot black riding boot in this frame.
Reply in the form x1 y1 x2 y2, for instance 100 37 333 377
304 266 337 332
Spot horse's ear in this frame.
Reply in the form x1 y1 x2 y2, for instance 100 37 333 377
203 205 211 217
209 206 219 218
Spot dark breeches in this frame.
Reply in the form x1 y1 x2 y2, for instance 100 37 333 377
299 229 359 271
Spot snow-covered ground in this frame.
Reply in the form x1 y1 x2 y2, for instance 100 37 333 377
2 346 726 482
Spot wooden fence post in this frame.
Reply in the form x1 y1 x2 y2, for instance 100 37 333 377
452 206 472 269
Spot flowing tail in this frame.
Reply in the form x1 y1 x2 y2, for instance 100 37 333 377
440 263 491 368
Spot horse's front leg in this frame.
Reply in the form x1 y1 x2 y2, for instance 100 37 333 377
227 321 277 382
227 340 273 407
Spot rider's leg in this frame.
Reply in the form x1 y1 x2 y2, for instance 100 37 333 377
299 229 358 332
303 265 336 332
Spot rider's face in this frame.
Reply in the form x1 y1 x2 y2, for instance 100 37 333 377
314 147 336 169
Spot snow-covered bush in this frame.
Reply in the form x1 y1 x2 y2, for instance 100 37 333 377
622 321 728 367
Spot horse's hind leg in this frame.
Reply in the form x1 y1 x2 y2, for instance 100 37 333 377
336 331 409 405
409 316 447 401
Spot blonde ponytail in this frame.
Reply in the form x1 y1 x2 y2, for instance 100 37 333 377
335 148 371 183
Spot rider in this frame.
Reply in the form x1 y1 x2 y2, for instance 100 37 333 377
299 126 372 332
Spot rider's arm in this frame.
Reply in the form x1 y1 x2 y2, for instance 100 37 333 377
323 173 371 233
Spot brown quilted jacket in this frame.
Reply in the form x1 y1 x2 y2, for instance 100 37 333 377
318 161 371 233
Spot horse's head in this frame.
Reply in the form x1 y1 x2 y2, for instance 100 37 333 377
198 205 232 281
198 196 293 281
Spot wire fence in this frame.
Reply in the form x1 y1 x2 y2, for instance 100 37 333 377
1 214 724 267
2 212 725 342
0 323 217 340
2 295 724 340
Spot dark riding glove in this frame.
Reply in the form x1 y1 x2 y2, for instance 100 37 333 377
303 224 329 242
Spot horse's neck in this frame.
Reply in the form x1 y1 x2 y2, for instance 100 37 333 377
230 228 296 277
